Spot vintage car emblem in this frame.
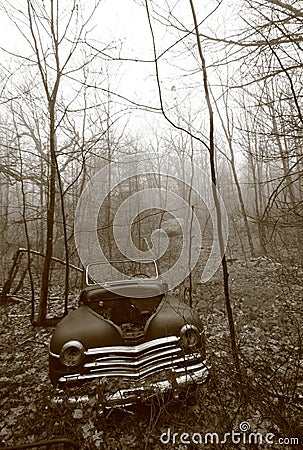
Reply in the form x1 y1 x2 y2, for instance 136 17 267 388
49 259 209 409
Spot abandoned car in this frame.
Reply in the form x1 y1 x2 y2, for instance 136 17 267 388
49 260 209 408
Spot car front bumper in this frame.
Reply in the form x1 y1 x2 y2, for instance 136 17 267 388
102 361 209 408
50 335 210 409
52 361 209 410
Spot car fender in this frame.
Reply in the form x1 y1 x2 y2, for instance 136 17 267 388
145 298 203 340
49 305 123 355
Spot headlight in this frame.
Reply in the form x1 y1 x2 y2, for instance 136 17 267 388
60 340 85 367
180 324 201 349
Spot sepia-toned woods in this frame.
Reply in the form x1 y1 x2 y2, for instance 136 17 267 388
0 1 303 448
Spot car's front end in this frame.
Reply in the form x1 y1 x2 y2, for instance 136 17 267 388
49 263 209 410
51 331 208 409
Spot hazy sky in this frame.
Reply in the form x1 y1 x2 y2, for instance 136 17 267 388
0 0 242 141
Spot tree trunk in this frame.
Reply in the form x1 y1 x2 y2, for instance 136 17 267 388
37 103 57 325
188 0 241 374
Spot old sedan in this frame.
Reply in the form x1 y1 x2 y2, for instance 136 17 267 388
49 260 209 409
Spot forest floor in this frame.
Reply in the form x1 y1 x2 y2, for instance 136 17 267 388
1 257 303 449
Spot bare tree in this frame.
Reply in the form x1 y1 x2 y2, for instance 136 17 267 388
0 0 102 324
144 0 241 373
212 85 256 257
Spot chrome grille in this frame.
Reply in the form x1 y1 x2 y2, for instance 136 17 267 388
59 336 205 383
85 336 202 378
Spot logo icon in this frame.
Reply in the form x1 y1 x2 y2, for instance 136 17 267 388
74 156 228 296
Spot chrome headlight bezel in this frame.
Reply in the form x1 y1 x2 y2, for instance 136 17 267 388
179 324 201 349
60 340 85 367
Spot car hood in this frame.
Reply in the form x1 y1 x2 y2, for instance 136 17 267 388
50 296 203 355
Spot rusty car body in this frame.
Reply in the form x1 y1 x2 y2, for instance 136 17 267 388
49 260 209 409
